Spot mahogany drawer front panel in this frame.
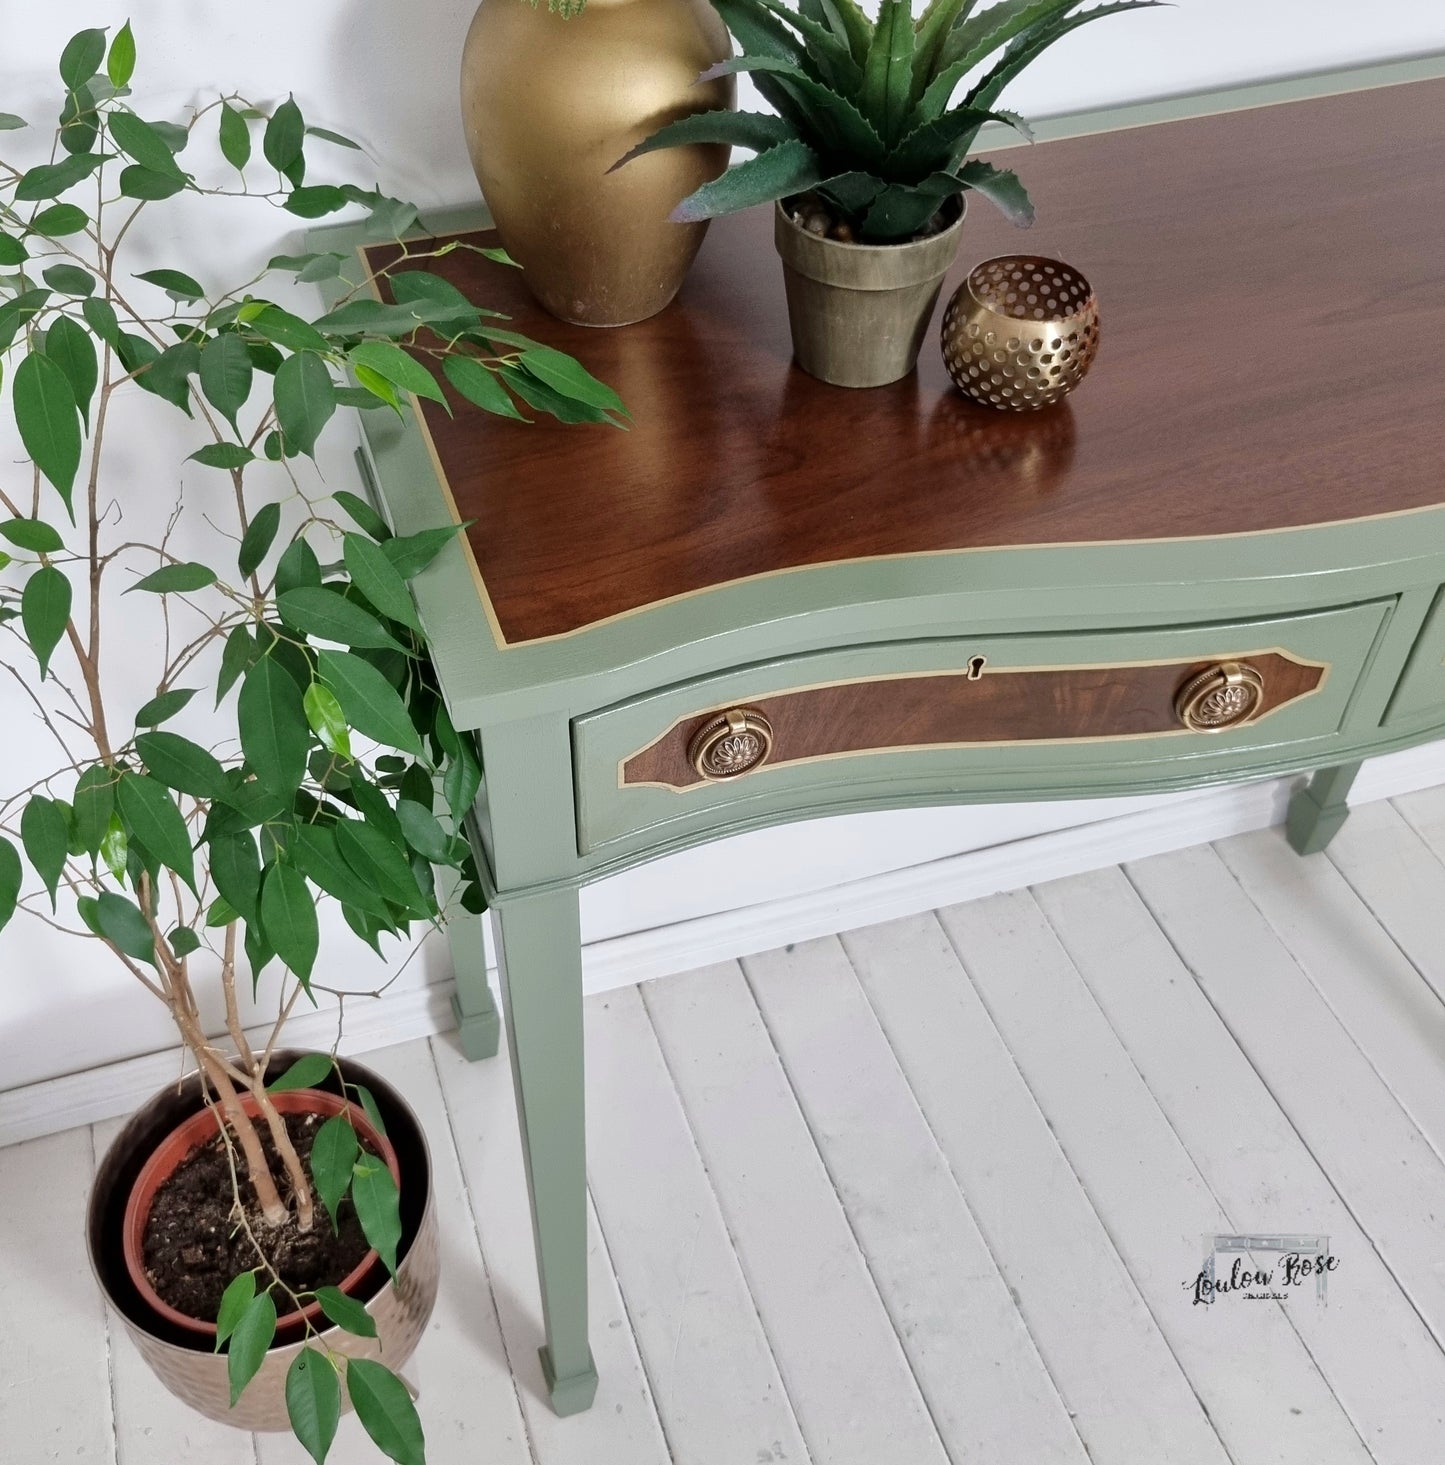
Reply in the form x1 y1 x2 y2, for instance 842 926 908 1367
1386 586 1445 726
572 602 1391 855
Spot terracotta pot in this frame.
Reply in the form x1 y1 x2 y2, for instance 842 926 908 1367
122 1087 399 1338
774 199 967 388
89 1052 439 1432
460 0 734 326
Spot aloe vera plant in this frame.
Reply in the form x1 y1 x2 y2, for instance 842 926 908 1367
619 0 1162 243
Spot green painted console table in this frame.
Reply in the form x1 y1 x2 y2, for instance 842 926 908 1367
316 58 1445 1415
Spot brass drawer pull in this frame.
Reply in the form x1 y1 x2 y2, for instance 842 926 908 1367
1175 661 1266 732
688 709 775 781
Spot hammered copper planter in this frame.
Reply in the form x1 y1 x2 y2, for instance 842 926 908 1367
775 200 966 388
461 0 734 326
88 1053 439 1432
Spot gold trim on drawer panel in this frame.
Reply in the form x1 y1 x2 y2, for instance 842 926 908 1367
616 646 1331 793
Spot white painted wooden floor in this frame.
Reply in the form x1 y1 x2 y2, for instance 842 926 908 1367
8 789 1445 1464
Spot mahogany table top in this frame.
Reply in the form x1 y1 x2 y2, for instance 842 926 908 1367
367 75 1445 645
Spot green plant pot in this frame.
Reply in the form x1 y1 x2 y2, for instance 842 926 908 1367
774 199 966 389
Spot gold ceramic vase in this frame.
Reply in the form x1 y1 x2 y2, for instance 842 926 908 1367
460 0 733 327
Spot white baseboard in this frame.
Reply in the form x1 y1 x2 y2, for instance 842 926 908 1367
8 741 1445 1149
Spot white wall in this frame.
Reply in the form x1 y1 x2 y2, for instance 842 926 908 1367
3 0 1444 1096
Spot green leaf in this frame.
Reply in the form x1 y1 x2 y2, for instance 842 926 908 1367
136 730 229 801
378 525 462 581
14 353 81 512
189 442 255 470
109 111 185 178
117 772 197 893
127 562 216 594
304 682 352 759
282 186 351 220
243 305 330 356
348 340 448 408
214 1270 256 1349
136 267 205 302
107 21 136 88
268 1051 333 1092
0 518 65 553
264 97 306 174
123 337 198 411
336 820 429 915
315 650 424 756
0 113 27 131
342 534 422 634
517 347 627 419
276 538 322 594
286 1348 341 1465
236 503 281 580
206 894 240 927
277 587 405 651
135 686 198 726
443 740 482 822
332 490 390 542
395 799 449 863
118 164 187 201
495 365 617 427
95 891 156 962
442 356 526 421
913 0 975 94
227 1290 277 1407
353 1084 388 1139
0 232 27 265
310 1112 359 1227
219 104 251 172
956 158 1035 225
208 830 261 921
0 838 19 932
312 298 459 338
307 125 362 150
274 352 336 458
29 203 87 238
239 656 310 799
217 624 254 705
14 153 108 202
861 0 917 142
315 1285 377 1338
261 861 318 981
82 295 122 346
350 1156 401 1275
73 765 116 855
101 813 128 881
616 108 796 173
21 797 68 910
672 138 823 224
347 1359 425 1465
199 332 253 430
21 565 71 679
41 264 95 297
44 318 98 432
351 364 402 412
289 824 394 919
168 925 201 957
59 28 107 90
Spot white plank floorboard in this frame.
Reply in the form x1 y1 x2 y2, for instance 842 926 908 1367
843 913 1232 1465
14 798 1445 1464
937 886 1370 1465
91 1117 259 1465
583 987 808 1465
741 936 1089 1465
1218 825 1445 1166
642 961 951 1465
1035 864 1445 1463
1126 843 1445 1349
430 1034 671 1465
0 1127 116 1464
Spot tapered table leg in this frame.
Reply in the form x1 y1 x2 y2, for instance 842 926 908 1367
491 884 598 1416
447 907 501 1061
1286 761 1362 855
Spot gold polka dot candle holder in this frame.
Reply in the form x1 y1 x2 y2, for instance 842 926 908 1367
941 256 1100 411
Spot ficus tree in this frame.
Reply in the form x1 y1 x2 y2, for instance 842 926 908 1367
0 21 624 1465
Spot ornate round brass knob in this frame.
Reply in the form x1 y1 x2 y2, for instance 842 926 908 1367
1174 661 1266 732
688 709 774 781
